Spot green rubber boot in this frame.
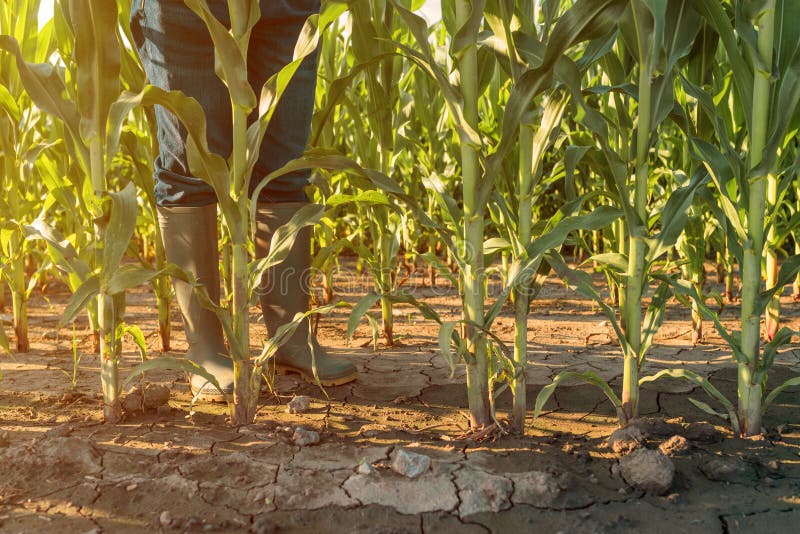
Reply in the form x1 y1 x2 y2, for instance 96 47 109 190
158 204 233 401
255 202 358 386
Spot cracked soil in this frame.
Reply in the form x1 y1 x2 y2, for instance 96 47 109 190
2 263 800 532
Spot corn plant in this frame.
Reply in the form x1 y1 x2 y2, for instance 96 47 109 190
0 0 56 353
2 0 163 421
386 0 628 432
534 0 710 427
649 0 800 436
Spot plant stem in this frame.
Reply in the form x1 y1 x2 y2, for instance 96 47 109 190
511 123 534 432
90 136 121 423
739 0 775 436
11 258 28 352
229 101 257 425
457 0 491 430
620 42 652 424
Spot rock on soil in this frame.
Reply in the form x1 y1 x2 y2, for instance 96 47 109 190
618 449 675 495
287 395 312 414
509 471 561 508
391 448 431 478
608 424 645 454
700 457 754 483
659 435 689 456
454 467 512 517
293 427 320 447
342 472 458 515
121 383 170 414
357 460 376 475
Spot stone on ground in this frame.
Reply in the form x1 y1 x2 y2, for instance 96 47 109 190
700 457 754 483
391 447 431 478
293 427 320 447
287 395 312 414
618 449 675 495
659 435 689 456
121 383 170 414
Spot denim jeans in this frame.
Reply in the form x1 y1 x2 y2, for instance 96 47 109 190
130 0 320 207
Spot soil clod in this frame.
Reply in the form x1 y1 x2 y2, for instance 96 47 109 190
121 383 170 414
286 395 311 414
659 435 689 456
292 427 320 446
618 448 675 495
608 424 645 455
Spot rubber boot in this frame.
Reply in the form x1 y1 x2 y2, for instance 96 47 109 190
255 202 358 386
158 204 233 401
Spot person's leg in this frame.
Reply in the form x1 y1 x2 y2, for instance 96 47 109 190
131 0 233 399
131 0 231 207
250 1 357 384
247 0 319 202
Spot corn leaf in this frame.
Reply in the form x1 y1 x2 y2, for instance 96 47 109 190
60 274 100 326
640 368 739 433
533 370 622 421
347 292 382 345
67 0 120 142
99 182 138 286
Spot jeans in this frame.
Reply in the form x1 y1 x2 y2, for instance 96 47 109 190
130 0 320 207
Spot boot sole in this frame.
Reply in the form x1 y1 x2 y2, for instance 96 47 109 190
187 373 229 403
274 364 358 387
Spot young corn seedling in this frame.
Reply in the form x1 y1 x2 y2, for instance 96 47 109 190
534 0 708 427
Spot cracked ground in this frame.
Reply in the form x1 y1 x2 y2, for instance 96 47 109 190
2 264 800 532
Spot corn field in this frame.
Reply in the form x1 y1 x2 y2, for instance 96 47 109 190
2 0 800 527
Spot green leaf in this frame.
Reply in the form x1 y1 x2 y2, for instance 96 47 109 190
118 322 147 361
347 292 381 345
106 264 164 295
60 274 100 326
184 0 257 111
762 376 800 414
485 206 622 325
437 321 460 376
640 281 672 359
68 0 121 141
756 255 800 313
326 190 392 208
640 368 739 433
533 370 622 421
100 182 138 286
687 397 729 420
588 252 628 273
122 357 224 396
646 168 710 262
484 237 511 255
0 35 87 166
249 203 324 292
255 303 341 367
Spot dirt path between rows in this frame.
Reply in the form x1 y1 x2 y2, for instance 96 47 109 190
2 266 800 532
